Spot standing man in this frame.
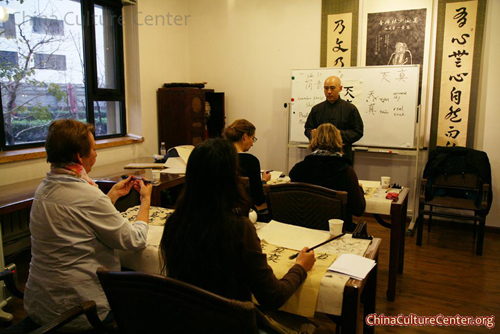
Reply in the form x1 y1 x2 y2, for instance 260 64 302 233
304 76 363 162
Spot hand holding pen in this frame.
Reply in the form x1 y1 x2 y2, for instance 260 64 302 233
121 175 152 185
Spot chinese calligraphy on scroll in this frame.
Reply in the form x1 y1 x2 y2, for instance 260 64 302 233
437 1 478 147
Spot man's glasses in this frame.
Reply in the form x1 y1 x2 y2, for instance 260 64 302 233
252 137 258 142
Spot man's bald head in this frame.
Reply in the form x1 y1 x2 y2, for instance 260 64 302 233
324 76 342 103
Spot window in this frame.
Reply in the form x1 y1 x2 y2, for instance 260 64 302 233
0 14 17 39
0 0 126 150
31 17 64 36
34 54 67 71
0 51 18 66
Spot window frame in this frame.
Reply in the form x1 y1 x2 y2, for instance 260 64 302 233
0 0 127 151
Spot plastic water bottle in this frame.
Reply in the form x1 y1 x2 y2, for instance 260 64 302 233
160 142 166 156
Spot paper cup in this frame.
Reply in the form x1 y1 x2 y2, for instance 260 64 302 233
152 170 161 182
381 176 391 189
328 219 344 235
249 209 258 224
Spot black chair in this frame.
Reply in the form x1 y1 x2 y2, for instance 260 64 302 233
416 147 492 256
0 269 114 334
96 267 259 334
264 182 347 231
416 172 490 255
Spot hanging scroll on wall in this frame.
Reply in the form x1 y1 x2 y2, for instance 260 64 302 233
436 1 477 147
430 0 486 149
326 13 352 67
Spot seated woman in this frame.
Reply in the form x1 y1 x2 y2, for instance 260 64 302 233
289 123 365 232
160 138 315 311
24 119 153 331
223 119 271 210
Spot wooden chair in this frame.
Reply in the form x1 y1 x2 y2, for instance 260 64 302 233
264 182 347 231
416 172 490 255
0 269 112 334
96 268 259 334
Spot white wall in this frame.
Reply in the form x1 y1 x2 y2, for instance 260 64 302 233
476 0 500 226
187 0 321 171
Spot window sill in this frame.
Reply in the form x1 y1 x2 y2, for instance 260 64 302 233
0 135 145 165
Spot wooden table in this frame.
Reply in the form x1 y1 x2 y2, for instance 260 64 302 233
363 185 409 302
330 238 380 334
118 221 380 334
0 157 185 214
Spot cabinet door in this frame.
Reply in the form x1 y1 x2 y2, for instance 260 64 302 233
186 91 206 146
157 90 189 150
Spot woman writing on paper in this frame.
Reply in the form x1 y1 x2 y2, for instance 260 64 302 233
289 123 365 232
223 119 270 210
160 138 315 310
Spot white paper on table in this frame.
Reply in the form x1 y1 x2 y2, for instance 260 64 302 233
365 187 392 215
257 220 330 251
315 234 371 257
328 254 376 280
176 145 194 164
161 168 186 174
316 272 350 315
166 145 194 164
164 157 186 169
147 225 164 246
360 180 380 188
261 170 284 180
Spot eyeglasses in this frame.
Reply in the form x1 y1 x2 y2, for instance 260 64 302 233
252 137 258 142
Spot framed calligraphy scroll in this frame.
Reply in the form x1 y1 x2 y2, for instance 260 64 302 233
326 13 352 67
320 0 359 67
430 0 486 149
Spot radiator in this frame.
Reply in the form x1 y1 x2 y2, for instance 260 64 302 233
0 208 31 321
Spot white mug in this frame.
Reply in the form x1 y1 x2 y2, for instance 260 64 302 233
328 219 344 235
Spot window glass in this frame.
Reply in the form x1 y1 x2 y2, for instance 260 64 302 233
94 4 117 90
0 0 125 149
94 101 122 136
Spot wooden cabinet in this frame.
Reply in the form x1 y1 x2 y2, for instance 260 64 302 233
157 87 225 152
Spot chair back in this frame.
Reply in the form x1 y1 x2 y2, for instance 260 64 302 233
96 268 259 334
264 182 347 230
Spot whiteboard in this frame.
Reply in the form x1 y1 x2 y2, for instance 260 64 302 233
289 65 419 148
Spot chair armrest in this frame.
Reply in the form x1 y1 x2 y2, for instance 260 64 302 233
0 269 24 299
30 300 116 334
481 183 490 211
263 183 271 196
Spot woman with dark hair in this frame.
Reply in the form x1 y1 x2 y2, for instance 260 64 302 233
160 138 315 309
223 119 270 208
24 119 153 331
289 123 365 232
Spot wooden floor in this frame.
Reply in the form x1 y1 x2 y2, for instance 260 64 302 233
1 215 499 333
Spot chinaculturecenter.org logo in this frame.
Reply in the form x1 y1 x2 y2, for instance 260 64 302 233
9 10 191 27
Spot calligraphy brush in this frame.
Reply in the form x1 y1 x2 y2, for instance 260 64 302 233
288 233 346 260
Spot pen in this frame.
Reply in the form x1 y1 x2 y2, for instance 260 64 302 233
289 233 346 260
121 175 152 185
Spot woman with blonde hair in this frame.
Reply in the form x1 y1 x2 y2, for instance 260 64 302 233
289 123 365 231
223 119 270 209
